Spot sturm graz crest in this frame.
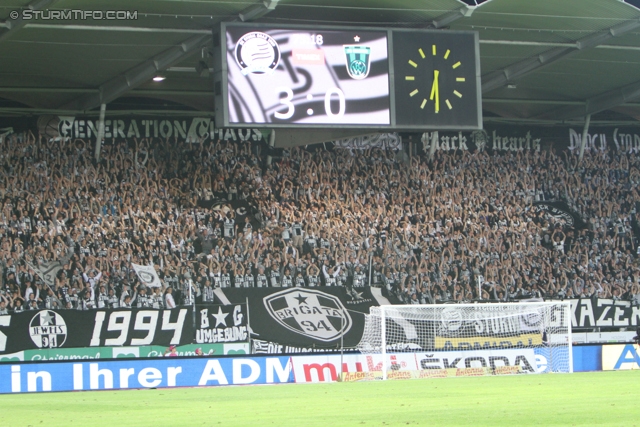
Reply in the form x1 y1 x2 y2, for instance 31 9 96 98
138 271 155 285
235 31 281 76
264 288 352 342
440 307 463 334
29 310 67 348
344 45 371 80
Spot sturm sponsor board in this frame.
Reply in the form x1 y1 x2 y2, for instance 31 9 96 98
0 344 250 362
415 349 537 374
0 308 194 354
395 304 566 351
290 349 545 383
195 304 249 344
0 356 293 393
291 353 418 383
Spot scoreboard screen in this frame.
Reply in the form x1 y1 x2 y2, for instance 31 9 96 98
222 26 390 126
214 23 481 130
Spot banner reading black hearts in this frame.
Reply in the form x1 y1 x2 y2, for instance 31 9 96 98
0 307 193 355
216 287 379 349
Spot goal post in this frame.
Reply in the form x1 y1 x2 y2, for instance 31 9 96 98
357 301 572 380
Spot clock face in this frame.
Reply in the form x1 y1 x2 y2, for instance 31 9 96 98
405 45 465 114
393 31 481 129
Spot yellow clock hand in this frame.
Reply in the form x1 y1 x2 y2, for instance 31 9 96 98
429 69 440 113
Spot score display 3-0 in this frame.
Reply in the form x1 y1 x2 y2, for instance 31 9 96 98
214 23 482 130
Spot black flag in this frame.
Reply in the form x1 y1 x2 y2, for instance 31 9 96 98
532 200 587 229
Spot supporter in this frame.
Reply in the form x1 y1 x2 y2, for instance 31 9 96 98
164 287 176 309
0 295 8 315
0 131 638 311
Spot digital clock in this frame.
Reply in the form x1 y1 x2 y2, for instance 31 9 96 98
392 30 481 130
219 23 391 127
214 24 482 130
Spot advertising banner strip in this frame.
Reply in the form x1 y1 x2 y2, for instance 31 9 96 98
0 344 250 363
0 356 293 394
602 344 640 371
289 349 541 383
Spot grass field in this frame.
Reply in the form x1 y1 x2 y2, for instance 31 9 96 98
0 371 637 427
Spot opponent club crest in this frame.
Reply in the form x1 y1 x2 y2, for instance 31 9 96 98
344 45 372 80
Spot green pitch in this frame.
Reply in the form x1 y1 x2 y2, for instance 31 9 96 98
0 371 637 427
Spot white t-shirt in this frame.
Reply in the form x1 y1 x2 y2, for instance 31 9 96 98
165 292 176 309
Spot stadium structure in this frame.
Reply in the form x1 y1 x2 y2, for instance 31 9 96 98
0 0 640 400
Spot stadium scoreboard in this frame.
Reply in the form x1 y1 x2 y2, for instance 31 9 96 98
213 23 481 130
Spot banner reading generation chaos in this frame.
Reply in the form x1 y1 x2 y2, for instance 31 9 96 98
0 307 193 355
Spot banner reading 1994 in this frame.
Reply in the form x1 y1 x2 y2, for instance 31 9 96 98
0 307 193 355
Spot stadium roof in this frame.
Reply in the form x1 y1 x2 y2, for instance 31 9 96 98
1 0 640 126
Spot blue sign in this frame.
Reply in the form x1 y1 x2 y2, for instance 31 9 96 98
0 356 293 394
534 346 601 373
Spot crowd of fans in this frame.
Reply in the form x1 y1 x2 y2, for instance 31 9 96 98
0 129 639 315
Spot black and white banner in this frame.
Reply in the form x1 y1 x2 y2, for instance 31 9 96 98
28 249 74 289
197 197 261 230
0 307 193 354
214 287 378 349
55 116 266 143
402 125 640 154
333 133 402 151
532 200 588 230
569 298 640 329
195 304 248 344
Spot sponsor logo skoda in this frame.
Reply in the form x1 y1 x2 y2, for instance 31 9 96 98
264 288 351 342
235 31 281 75
29 310 67 349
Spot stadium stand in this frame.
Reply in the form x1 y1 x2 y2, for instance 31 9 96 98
0 130 639 314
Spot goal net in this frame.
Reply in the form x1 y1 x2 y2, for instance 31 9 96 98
356 302 572 380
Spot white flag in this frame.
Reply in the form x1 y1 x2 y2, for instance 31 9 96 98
28 248 74 288
131 263 162 288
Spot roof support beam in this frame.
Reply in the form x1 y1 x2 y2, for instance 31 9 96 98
239 0 279 22
59 34 210 111
22 24 211 34
535 80 640 120
0 0 59 42
428 5 474 29
481 18 640 94
56 0 279 111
